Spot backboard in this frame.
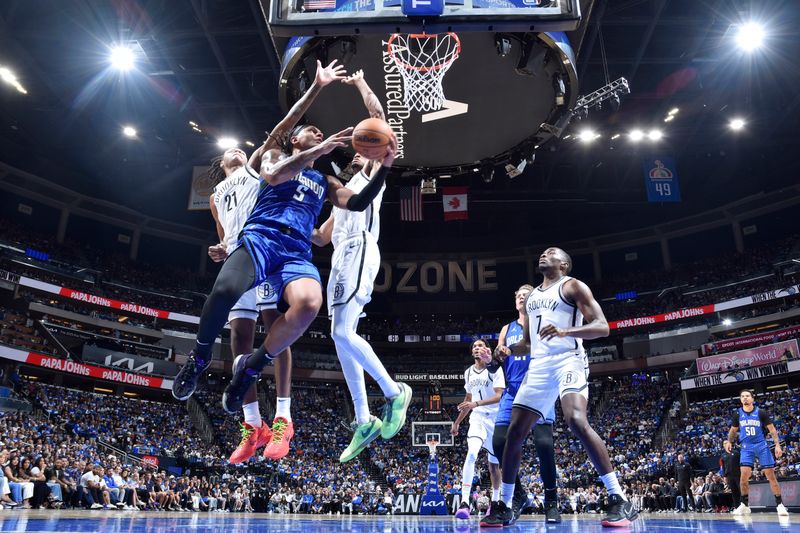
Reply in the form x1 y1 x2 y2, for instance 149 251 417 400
277 31 577 172
265 0 582 37
412 420 454 447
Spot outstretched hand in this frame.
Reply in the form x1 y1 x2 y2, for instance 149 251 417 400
319 127 354 155
378 133 398 168
342 69 365 85
315 59 347 87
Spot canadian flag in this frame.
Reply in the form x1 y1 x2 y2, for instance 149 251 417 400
442 187 468 221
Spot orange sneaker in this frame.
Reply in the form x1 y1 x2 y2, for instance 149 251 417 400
229 422 272 464
263 416 294 460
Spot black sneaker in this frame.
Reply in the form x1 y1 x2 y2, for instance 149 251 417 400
602 494 639 527
172 350 212 400
480 499 511 528
222 353 262 414
544 501 562 523
508 491 528 525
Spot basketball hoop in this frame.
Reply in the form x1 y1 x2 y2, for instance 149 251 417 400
427 438 440 456
387 32 461 112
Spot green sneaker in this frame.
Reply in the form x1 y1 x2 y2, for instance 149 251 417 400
339 417 382 463
380 382 413 439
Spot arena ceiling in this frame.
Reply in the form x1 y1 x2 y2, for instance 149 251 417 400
0 0 798 253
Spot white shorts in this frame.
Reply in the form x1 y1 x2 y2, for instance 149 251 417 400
327 232 380 317
227 281 279 323
513 351 589 419
467 412 500 464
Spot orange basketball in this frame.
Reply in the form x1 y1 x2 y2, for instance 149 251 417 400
351 118 394 160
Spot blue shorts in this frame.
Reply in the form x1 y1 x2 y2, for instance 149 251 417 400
495 390 555 427
740 441 775 469
239 227 321 312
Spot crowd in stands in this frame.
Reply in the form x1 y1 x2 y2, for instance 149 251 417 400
0 368 797 515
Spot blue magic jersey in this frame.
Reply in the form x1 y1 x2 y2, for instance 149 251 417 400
733 406 770 447
502 320 531 397
243 168 329 255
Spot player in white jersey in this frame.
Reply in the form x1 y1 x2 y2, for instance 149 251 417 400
312 71 412 463
451 339 505 520
482 247 638 528
188 59 347 463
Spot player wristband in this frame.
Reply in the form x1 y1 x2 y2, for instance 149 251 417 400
345 165 389 211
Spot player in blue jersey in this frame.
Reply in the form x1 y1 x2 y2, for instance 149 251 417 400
491 284 560 525
725 389 789 516
172 100 396 423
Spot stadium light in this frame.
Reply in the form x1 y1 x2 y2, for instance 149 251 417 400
122 125 137 138
0 66 27 94
245 140 255 147
648 129 663 142
664 115 675 123
735 22 766 52
217 137 238 149
578 129 598 143
729 118 746 131
110 46 136 71
629 129 645 142
611 133 621 140
722 318 733 326
668 108 679 116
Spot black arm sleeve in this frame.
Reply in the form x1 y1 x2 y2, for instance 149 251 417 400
345 165 389 212
730 410 740 427
759 409 773 428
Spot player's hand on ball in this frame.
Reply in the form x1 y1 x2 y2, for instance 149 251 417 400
379 133 398 167
342 69 365 85
208 243 228 262
319 127 353 154
539 324 567 341
315 59 347 87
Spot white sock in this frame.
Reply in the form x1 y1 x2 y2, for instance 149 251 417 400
275 397 291 422
600 472 626 500
492 489 500 502
461 484 472 504
332 305 401 399
501 482 515 506
242 402 262 428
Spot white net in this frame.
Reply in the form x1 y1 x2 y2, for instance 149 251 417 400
387 33 461 113
427 439 439 456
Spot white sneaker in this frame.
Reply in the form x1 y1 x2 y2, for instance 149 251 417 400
90 503 103 509
777 503 789 516
732 503 751 516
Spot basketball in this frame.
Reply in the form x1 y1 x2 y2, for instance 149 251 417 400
351 117 394 160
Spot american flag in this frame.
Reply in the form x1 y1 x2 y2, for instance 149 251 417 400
400 186 423 221
304 0 336 9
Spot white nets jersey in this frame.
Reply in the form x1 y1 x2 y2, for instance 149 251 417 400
330 169 385 249
526 276 585 358
213 165 261 254
464 365 505 418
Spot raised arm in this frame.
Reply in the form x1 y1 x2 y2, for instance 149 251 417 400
540 278 609 341
261 127 353 186
343 70 385 121
328 135 395 211
248 60 347 170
